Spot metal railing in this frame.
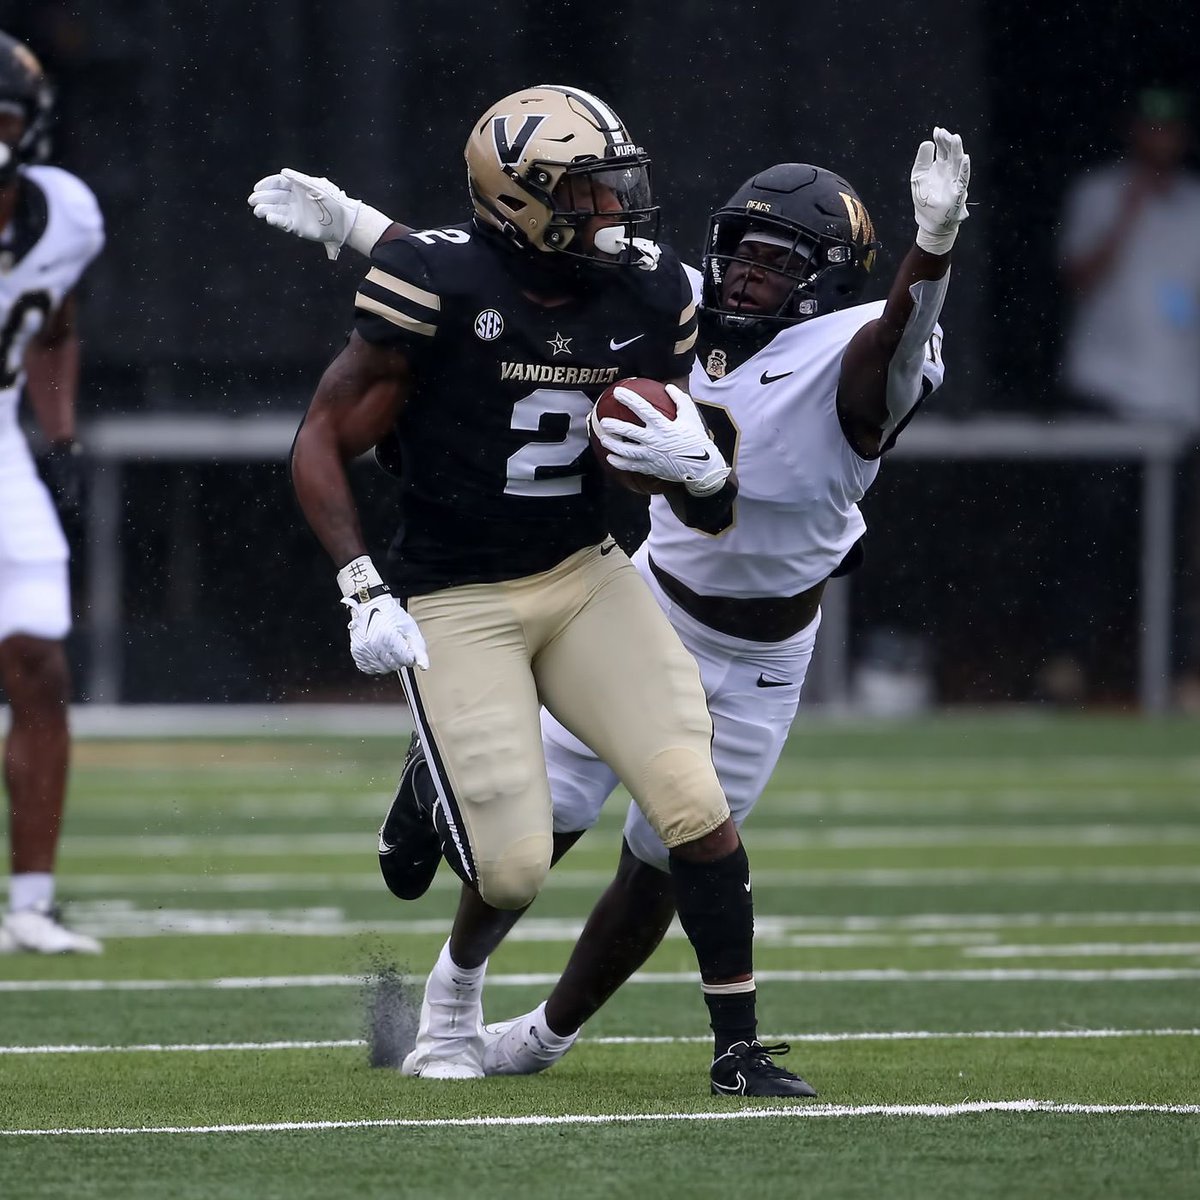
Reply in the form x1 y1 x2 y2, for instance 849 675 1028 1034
81 415 1190 710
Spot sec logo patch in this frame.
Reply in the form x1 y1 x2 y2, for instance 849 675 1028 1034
474 309 504 341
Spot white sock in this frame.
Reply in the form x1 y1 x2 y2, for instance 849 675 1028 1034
533 1001 578 1048
438 937 487 984
9 872 54 913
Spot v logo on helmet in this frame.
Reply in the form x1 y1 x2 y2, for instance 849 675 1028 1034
491 114 548 167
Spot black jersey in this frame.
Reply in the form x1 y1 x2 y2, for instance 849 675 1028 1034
353 222 697 595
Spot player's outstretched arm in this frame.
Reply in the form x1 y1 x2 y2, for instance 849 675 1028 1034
247 169 407 259
837 127 970 459
292 333 428 672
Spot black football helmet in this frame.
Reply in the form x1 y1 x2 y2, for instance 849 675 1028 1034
0 31 53 186
701 163 879 338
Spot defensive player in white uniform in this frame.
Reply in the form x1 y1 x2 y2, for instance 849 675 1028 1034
249 127 968 1084
0 32 104 955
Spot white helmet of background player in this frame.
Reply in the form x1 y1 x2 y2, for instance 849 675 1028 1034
464 84 659 269
701 163 880 344
0 31 53 187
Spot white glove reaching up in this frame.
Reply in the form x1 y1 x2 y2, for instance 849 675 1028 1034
336 556 429 673
910 128 971 255
593 384 731 497
247 168 393 260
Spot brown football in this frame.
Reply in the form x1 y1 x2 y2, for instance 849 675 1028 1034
590 377 678 495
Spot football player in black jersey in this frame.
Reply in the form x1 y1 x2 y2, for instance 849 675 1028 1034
281 86 813 1096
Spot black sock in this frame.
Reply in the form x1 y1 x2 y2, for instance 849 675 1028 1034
705 991 758 1057
668 842 758 1054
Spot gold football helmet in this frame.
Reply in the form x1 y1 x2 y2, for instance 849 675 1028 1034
464 84 657 265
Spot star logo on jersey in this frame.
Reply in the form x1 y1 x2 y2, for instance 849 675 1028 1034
547 331 573 356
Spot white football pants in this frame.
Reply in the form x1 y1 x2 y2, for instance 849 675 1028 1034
542 543 819 870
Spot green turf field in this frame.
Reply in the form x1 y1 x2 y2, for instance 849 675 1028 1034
2 714 1198 1198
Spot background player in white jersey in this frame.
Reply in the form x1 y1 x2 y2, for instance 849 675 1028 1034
250 126 968 1084
0 32 104 955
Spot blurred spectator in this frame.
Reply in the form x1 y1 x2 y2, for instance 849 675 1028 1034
1048 88 1200 706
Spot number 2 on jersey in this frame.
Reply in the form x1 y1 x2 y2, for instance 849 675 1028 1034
504 388 593 497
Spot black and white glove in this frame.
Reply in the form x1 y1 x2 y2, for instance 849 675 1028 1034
337 556 429 673
36 439 85 523
248 168 393 261
593 384 731 497
911 127 971 255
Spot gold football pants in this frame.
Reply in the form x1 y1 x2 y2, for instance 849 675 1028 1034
400 542 728 909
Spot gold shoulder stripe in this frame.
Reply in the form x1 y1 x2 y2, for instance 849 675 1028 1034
678 300 696 327
673 328 698 356
355 293 437 337
365 267 441 313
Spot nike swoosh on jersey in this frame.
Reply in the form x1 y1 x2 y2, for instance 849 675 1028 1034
599 541 618 556
760 370 794 385
609 334 645 351
756 674 791 688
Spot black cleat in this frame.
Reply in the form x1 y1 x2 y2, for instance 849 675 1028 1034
710 1041 818 1098
378 733 442 900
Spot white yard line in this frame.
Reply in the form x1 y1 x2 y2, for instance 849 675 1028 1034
966 942 1200 958
3 1028 1197 1057
3 967 1199 994
3 1100 1198 1137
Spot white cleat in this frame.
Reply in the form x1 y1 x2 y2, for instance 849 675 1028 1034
400 948 486 1079
481 1001 578 1076
0 904 103 955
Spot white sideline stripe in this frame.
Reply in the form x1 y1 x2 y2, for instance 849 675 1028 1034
46 909 1200 935
4 1028 1198 1056
3 1101 1199 1137
49 866 1200 894
59 824 1200 856
4 967 1200 994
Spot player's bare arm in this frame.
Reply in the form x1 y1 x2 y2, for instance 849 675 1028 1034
838 128 969 459
292 331 428 672
292 331 408 565
23 291 79 442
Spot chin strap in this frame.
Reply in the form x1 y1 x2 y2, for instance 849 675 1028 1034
883 271 949 443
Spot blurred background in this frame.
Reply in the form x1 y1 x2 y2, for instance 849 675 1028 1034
1 0 1197 712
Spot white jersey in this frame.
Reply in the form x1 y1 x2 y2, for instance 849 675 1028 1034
646 268 945 598
0 164 105 438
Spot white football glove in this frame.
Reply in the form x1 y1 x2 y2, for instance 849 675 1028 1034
336 556 429 673
247 168 393 260
910 127 971 255
593 384 731 497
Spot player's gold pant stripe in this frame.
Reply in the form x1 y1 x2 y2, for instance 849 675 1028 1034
364 267 441 312
354 293 436 337
674 328 698 355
